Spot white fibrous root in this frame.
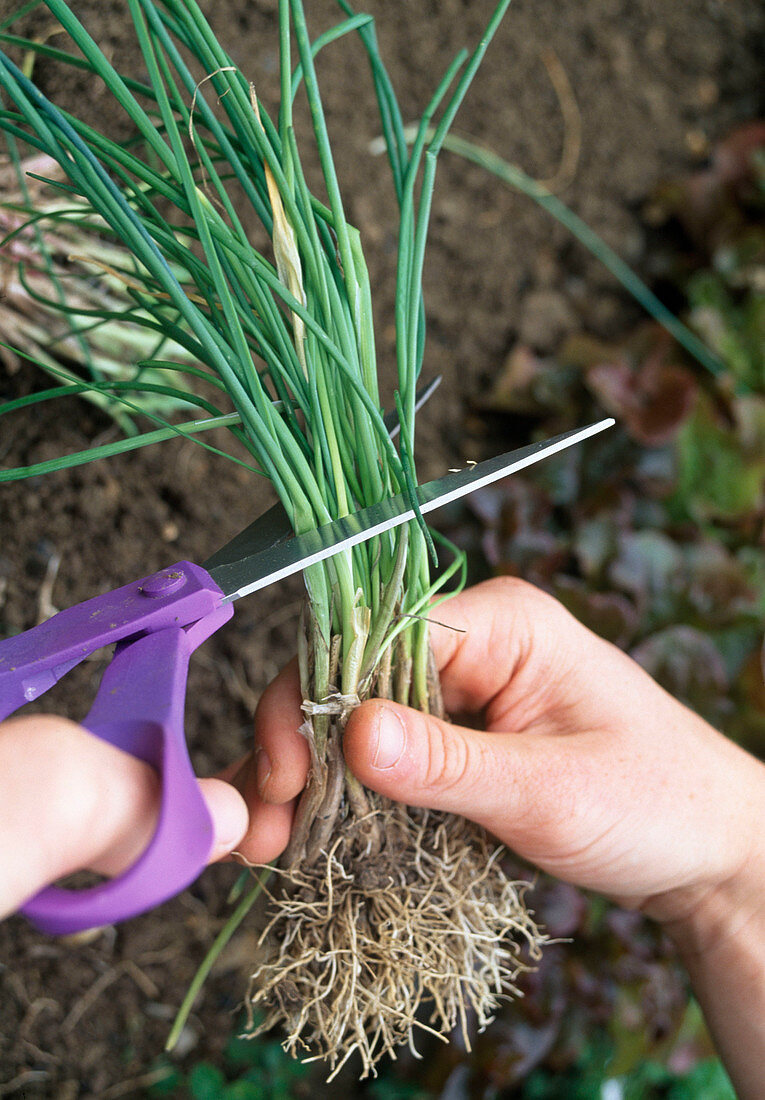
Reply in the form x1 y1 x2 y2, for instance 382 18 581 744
244 800 545 1079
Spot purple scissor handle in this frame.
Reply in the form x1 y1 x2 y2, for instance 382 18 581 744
0 379 445 933
0 561 231 934
0 380 446 934
0 406 613 936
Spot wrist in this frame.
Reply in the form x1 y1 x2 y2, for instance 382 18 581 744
640 737 765 945
662 861 765 966
659 825 765 1100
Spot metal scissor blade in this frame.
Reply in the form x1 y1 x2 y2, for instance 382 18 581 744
208 417 614 603
204 376 442 573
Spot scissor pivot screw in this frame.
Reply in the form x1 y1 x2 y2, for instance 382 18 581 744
140 569 186 598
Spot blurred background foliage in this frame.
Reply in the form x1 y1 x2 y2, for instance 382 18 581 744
450 121 764 753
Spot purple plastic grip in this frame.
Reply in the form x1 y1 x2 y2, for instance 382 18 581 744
0 562 233 934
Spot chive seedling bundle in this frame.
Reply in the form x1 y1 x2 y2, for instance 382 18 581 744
0 0 544 1074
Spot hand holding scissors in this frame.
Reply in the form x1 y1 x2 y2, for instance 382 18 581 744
0 415 613 934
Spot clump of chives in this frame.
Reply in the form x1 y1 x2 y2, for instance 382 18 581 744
0 0 544 1075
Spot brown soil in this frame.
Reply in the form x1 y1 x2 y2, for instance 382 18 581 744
0 0 762 1096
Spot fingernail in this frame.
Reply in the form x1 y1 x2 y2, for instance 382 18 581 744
202 780 248 861
255 748 272 798
216 805 247 852
371 706 406 770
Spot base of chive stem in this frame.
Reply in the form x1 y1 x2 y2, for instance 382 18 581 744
241 602 546 1080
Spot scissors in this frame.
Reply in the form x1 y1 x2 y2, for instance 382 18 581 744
0 403 613 935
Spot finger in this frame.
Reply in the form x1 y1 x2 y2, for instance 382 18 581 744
198 777 250 864
228 796 296 866
77 759 247 872
344 678 765 912
343 699 578 854
224 744 296 862
252 658 310 804
0 716 248 917
426 577 586 726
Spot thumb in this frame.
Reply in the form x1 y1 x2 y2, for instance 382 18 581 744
197 777 250 864
0 716 248 919
84 775 247 876
343 700 557 839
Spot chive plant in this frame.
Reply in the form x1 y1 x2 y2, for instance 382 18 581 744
0 0 544 1075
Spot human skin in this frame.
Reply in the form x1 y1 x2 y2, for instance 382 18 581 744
0 714 248 915
2 578 763 1094
240 578 765 1098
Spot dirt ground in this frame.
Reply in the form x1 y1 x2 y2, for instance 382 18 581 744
0 0 763 1096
